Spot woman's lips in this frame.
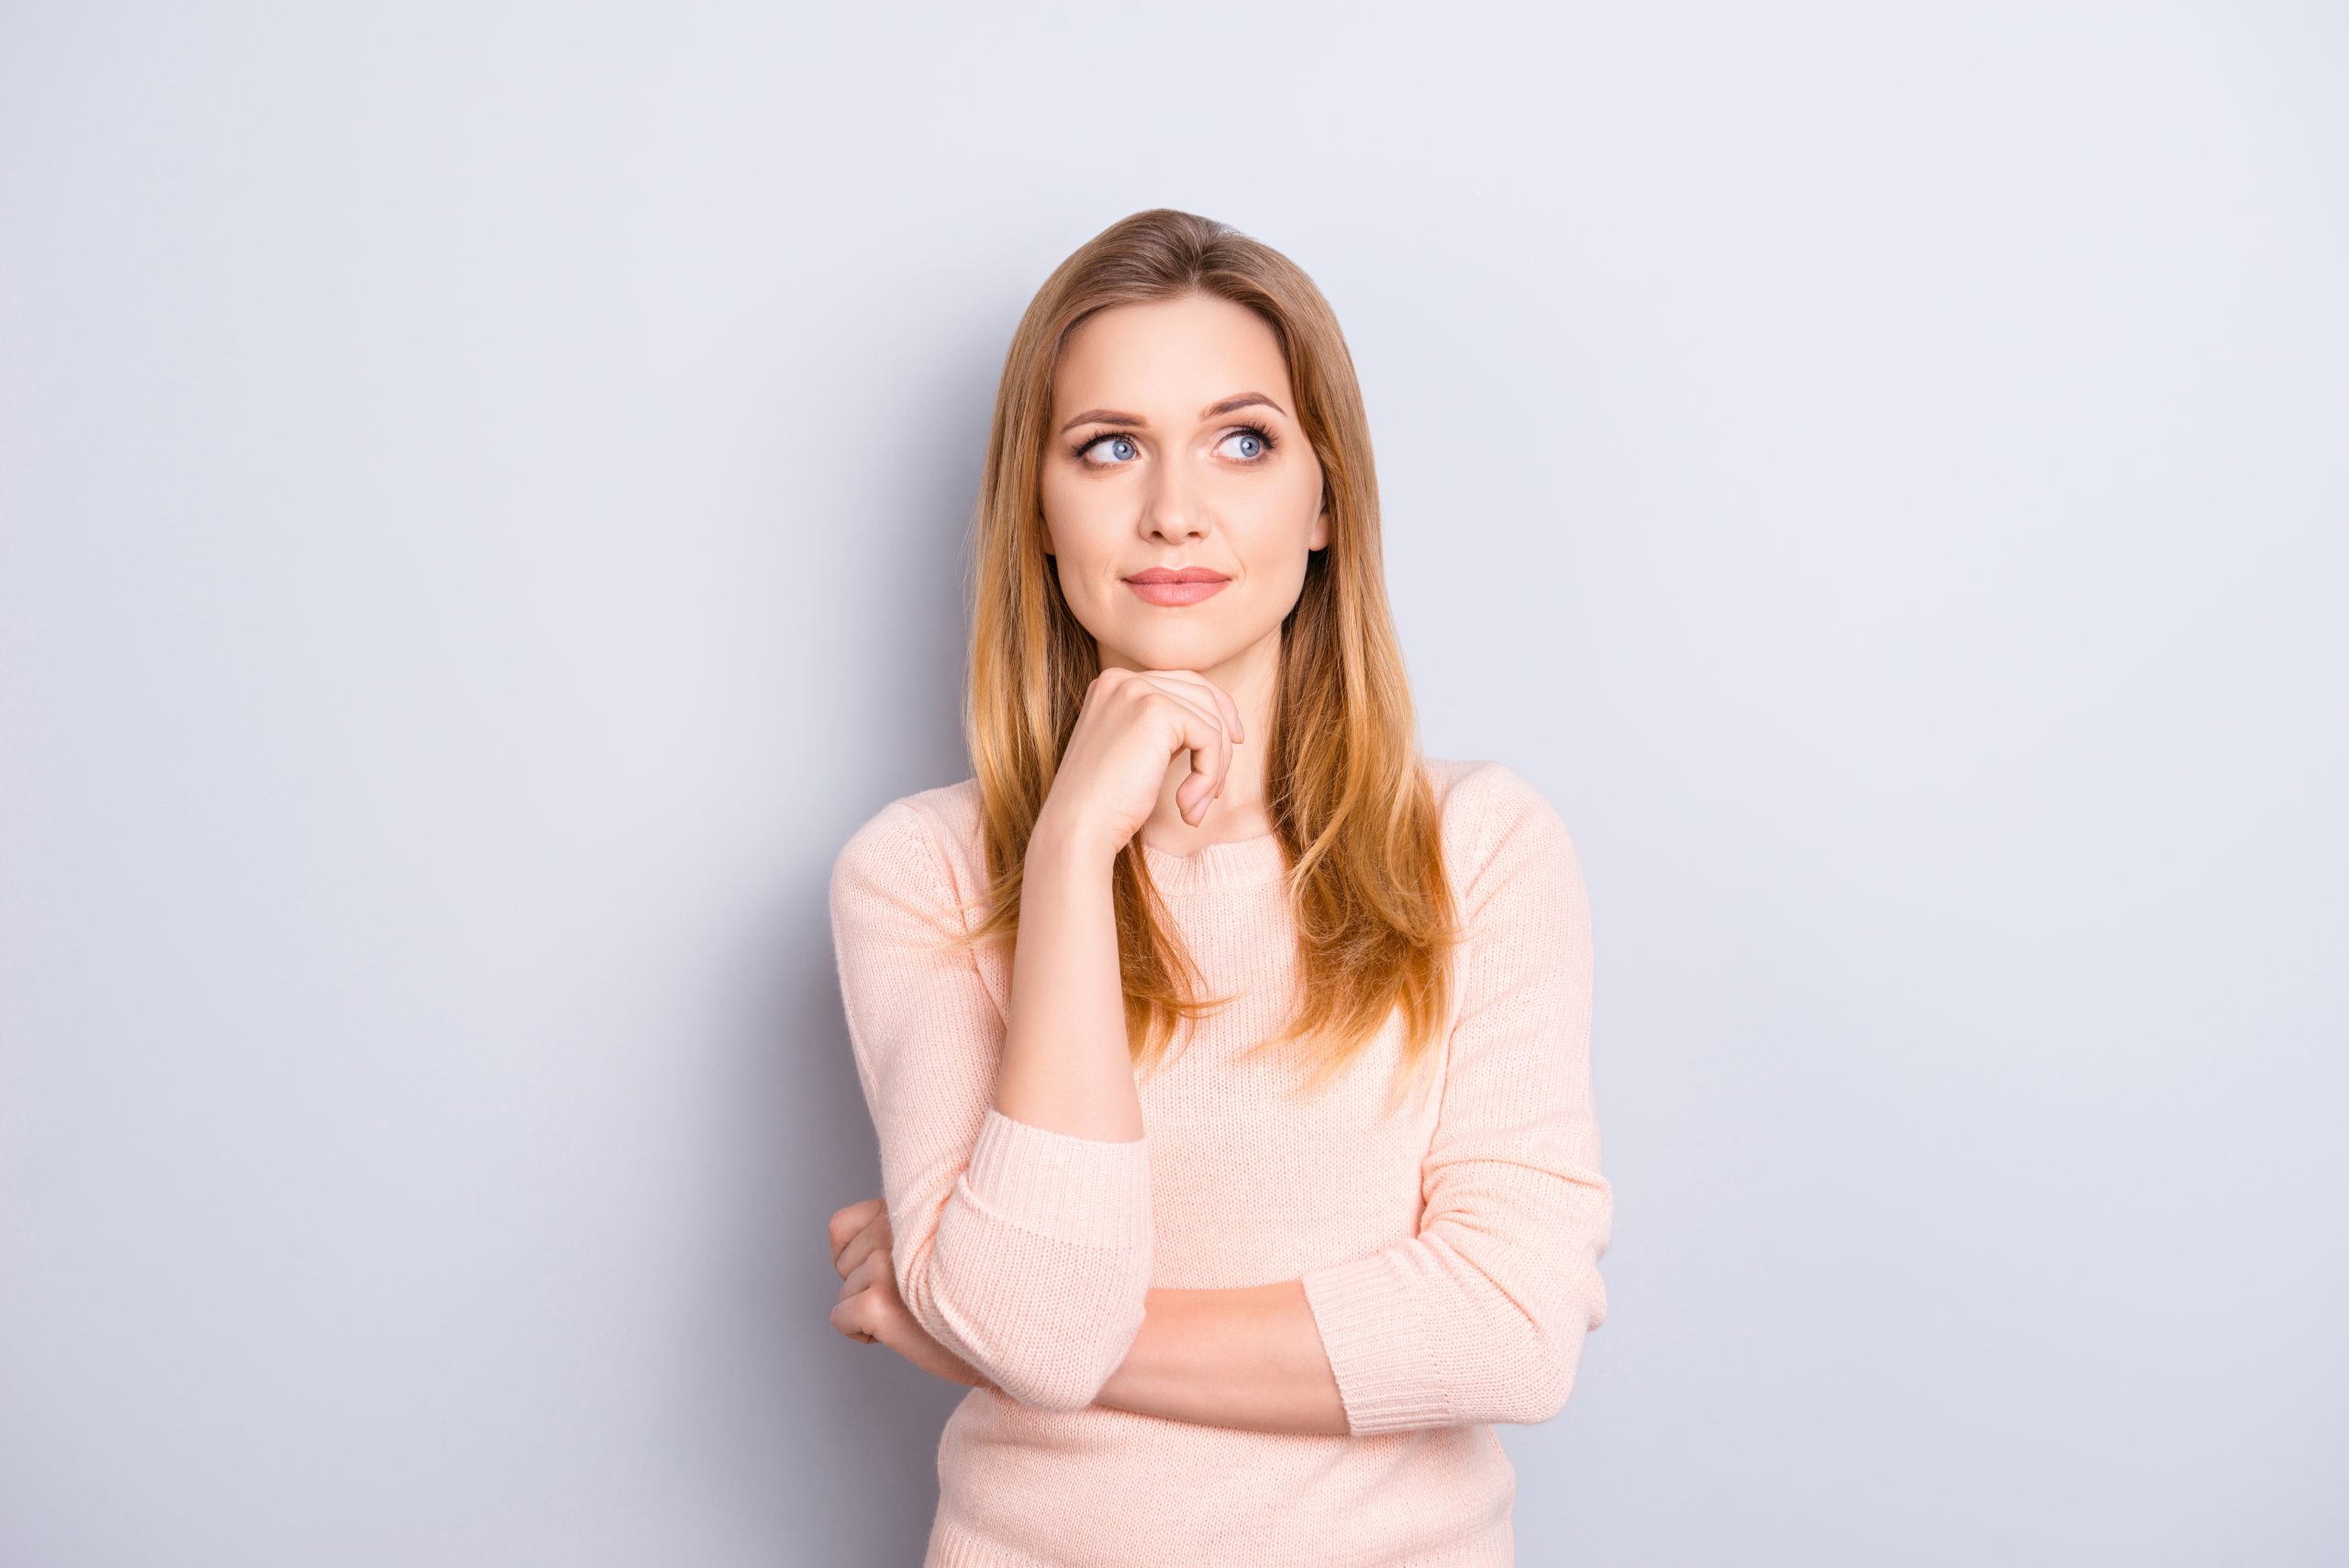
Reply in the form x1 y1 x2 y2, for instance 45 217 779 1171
1124 577 1230 606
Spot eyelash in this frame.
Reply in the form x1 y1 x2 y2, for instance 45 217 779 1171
1068 421 1281 466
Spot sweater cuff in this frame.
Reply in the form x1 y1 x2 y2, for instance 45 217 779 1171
1300 1246 1452 1436
958 1106 1152 1248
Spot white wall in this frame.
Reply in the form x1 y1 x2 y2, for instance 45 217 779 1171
2 3 2342 1563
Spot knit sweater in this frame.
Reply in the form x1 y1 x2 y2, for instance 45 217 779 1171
827 756 1611 1568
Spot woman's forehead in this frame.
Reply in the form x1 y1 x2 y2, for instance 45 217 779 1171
1054 299 1292 417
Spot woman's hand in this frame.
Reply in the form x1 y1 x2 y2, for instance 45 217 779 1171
828 1198 996 1392
1035 666 1247 859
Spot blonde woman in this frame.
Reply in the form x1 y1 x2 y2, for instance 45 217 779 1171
825 208 1611 1566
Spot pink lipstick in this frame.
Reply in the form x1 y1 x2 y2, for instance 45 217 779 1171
1124 566 1230 606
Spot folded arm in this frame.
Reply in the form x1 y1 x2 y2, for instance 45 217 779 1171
1100 765 1613 1438
830 799 1154 1412
1093 1281 1349 1435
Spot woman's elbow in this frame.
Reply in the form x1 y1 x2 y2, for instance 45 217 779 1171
1441 1269 1595 1428
1510 1337 1575 1425
963 1288 1147 1412
1494 1311 1591 1425
909 1243 1152 1413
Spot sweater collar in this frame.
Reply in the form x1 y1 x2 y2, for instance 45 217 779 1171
1140 828 1287 893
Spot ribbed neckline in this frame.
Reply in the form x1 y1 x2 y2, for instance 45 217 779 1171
1139 828 1287 892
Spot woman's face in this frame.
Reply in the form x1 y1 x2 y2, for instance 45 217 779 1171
1041 292 1328 682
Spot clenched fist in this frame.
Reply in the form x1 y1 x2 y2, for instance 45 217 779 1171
828 1197 997 1392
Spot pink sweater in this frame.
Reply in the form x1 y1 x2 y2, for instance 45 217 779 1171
828 756 1612 1567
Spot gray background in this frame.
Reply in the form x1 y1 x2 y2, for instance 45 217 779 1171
3 4 2343 1564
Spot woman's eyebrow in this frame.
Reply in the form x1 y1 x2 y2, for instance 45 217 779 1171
1057 392 1288 436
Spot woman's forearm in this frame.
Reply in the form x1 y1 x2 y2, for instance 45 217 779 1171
1091 1282 1350 1436
993 818 1142 1141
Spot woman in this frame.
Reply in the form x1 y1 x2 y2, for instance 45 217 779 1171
825 207 1611 1566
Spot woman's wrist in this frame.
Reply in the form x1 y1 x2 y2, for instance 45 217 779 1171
1026 805 1123 879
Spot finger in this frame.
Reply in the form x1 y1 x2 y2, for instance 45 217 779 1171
835 1215 890 1282
1176 705 1222 824
1130 677 1230 823
1155 678 1235 814
838 1245 889 1302
829 1296 877 1343
1141 668 1243 749
828 1197 884 1260
831 1218 877 1278
1195 673 1246 745
1145 671 1243 799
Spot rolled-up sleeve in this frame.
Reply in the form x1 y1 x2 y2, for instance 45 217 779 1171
1298 764 1612 1436
829 799 1154 1412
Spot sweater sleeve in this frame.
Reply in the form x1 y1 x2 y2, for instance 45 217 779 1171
1297 764 1613 1436
827 798 1154 1413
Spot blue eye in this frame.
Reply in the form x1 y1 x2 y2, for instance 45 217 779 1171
1220 421 1280 461
1074 432 1141 466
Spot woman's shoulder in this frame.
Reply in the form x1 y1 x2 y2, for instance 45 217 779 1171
830 778 987 900
1422 754 1567 834
1420 754 1582 891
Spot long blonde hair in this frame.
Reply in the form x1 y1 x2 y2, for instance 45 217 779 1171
952 207 1459 1118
